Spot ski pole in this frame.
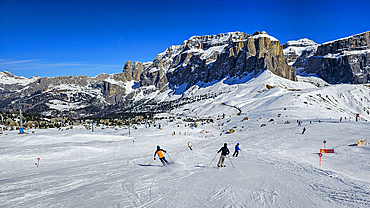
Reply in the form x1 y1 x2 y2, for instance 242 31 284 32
165 152 172 160
147 159 155 166
146 160 154 167
240 150 244 157
210 152 219 164
227 155 235 168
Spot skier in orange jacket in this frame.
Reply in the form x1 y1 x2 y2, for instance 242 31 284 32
154 145 169 166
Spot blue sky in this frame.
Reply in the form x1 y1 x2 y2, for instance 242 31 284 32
1 0 369 78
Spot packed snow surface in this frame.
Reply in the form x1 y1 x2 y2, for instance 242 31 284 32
1 71 370 207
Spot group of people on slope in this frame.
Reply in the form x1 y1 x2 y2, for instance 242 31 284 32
154 143 241 167
217 143 241 167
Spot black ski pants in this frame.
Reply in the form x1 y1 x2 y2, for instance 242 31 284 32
160 157 169 165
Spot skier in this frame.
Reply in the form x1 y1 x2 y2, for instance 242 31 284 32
217 143 230 167
233 143 241 157
188 142 193 150
154 145 169 166
302 127 306 134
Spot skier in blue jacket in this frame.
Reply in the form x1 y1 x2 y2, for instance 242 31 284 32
233 143 241 157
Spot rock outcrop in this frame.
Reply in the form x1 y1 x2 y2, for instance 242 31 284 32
292 31 370 83
126 31 296 91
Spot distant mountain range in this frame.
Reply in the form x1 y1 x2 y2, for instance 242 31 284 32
1 31 369 118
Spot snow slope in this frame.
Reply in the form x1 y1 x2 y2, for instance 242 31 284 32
0 71 39 86
170 71 370 122
1 71 370 207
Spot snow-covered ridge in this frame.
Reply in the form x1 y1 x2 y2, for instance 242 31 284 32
169 69 370 122
187 31 249 46
251 31 278 42
0 71 39 86
283 38 318 57
284 38 317 47
45 84 107 111
155 32 249 61
283 45 318 58
322 31 370 45
323 49 370 59
283 38 318 66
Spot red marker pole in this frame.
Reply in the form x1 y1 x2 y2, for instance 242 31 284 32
133 140 134 147
37 158 40 167
318 153 322 166
323 140 326 149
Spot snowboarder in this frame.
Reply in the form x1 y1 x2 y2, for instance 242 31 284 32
302 127 306 134
188 142 193 150
154 145 169 166
233 143 241 157
217 143 230 167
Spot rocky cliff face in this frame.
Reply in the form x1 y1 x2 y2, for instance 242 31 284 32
122 31 296 92
291 31 370 83
0 31 296 118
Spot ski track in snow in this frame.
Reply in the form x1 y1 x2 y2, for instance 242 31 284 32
2 71 370 207
1 117 370 207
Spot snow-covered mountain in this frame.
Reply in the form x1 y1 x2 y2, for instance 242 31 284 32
283 38 318 66
1 31 370 119
0 31 296 118
169 70 370 121
288 31 370 84
133 30 296 90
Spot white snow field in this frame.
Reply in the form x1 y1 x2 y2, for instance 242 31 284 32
1 71 370 207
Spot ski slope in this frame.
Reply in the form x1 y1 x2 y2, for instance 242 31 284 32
1 71 370 207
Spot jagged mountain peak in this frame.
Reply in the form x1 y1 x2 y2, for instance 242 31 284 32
155 31 281 62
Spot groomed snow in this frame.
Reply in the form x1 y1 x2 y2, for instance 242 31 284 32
1 111 369 207
1 70 370 207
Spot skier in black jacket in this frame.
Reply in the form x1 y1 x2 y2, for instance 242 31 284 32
217 143 230 167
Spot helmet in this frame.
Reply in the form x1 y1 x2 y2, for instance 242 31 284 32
157 145 160 149
224 143 227 147
237 143 239 145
